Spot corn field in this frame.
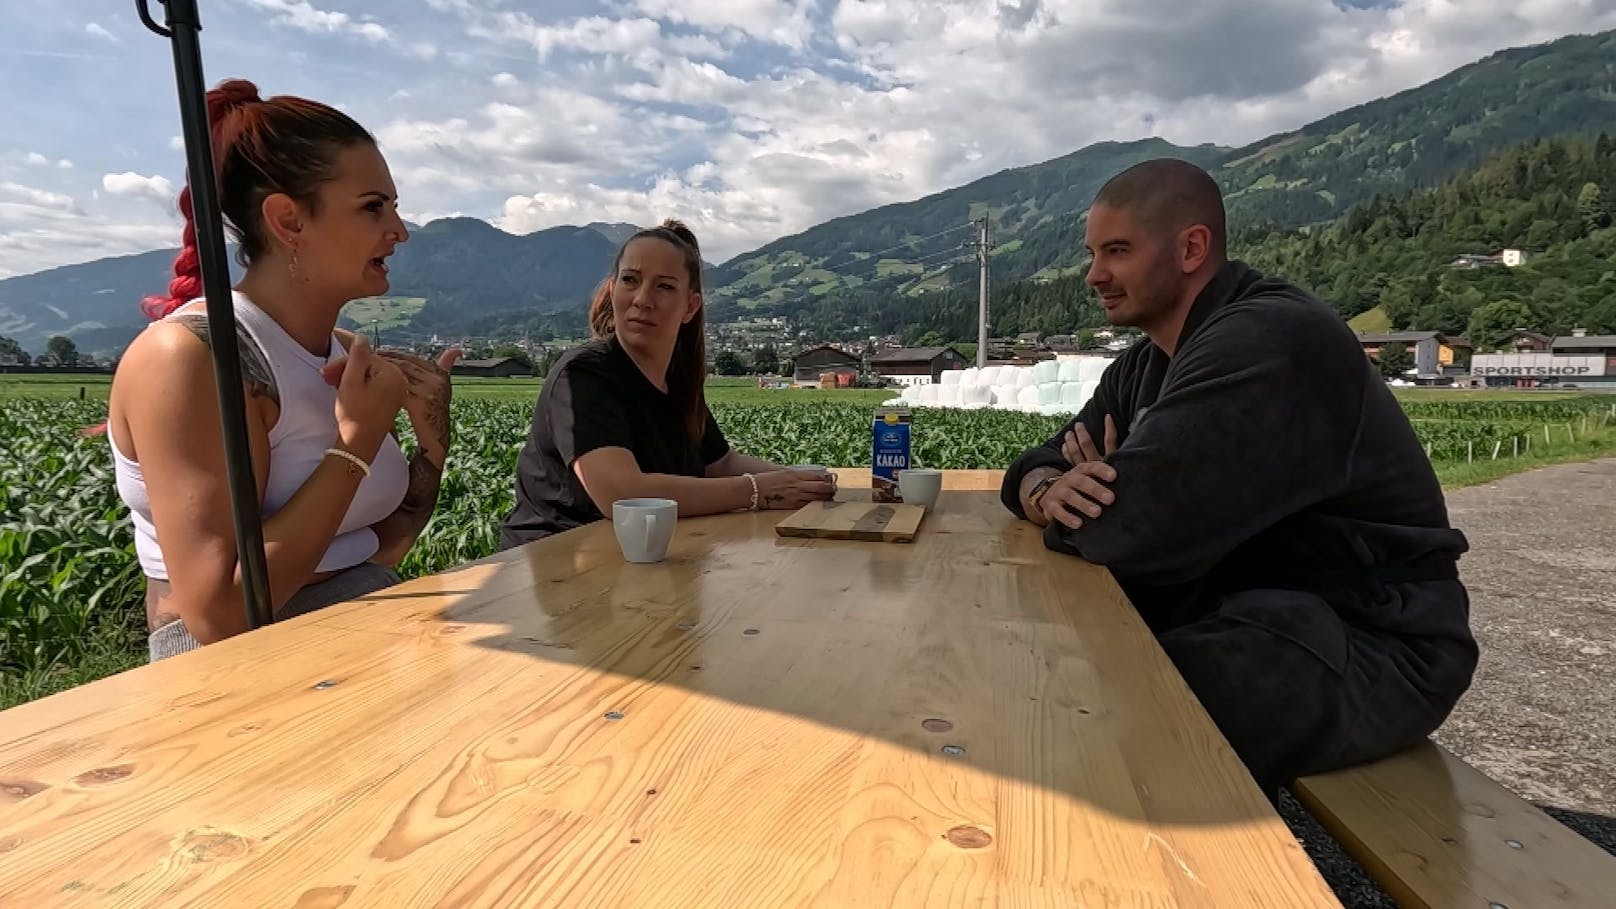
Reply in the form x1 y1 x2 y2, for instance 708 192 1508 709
3 393 1614 683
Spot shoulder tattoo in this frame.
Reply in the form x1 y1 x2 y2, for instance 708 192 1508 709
168 313 279 404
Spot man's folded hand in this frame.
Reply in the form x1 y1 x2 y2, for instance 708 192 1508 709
1041 461 1118 530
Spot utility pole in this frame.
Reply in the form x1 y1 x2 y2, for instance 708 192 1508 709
372 319 381 348
973 216 992 368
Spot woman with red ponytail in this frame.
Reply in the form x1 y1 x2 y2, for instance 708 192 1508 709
107 79 458 660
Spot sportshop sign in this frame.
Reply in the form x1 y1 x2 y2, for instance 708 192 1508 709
1471 354 1606 377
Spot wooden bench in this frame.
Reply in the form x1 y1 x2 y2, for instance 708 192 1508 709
1293 739 1616 908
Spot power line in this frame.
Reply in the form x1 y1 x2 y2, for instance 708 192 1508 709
906 246 977 269
895 256 973 295
765 223 978 283
859 222 976 260
776 233 988 285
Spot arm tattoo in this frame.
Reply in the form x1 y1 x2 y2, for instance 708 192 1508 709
399 451 444 514
370 452 444 563
422 386 451 451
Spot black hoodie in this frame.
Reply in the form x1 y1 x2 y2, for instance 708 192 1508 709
1002 261 1472 637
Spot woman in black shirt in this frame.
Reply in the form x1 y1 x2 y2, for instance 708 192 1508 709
500 220 836 547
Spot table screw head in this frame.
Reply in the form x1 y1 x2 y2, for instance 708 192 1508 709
1505 839 1523 850
313 680 338 689
604 711 624 721
743 628 760 636
942 745 965 756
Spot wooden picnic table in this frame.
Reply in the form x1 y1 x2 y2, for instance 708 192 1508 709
0 472 1340 907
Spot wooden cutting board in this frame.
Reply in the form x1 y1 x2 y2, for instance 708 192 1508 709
774 500 926 543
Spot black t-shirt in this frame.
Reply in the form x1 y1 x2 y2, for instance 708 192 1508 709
500 336 730 548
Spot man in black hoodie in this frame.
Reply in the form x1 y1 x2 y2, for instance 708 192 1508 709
1002 159 1478 796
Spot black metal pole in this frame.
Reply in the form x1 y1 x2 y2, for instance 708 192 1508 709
138 0 274 630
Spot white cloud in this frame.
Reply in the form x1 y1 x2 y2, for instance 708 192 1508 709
0 216 174 279
235 0 397 45
0 182 79 213
5 0 1615 279
377 84 698 191
101 172 176 207
631 0 818 49
169 136 185 151
475 0 1616 260
239 0 349 32
494 15 663 61
614 57 749 105
85 22 119 43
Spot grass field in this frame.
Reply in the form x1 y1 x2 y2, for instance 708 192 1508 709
344 295 427 330
1347 306 1392 332
0 374 111 401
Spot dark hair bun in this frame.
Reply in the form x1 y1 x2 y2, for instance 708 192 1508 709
660 218 700 256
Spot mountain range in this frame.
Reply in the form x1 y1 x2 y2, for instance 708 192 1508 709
3 28 1615 357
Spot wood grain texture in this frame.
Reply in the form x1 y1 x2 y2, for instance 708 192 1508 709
1294 740 1616 909
775 501 927 543
0 490 1339 908
830 468 1006 493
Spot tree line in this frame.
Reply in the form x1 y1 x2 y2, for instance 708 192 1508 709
1239 134 1616 345
0 335 83 367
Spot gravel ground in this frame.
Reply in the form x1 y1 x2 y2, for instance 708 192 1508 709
1285 457 1616 906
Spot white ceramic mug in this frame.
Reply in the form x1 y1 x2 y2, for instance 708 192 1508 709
789 464 837 499
898 468 942 510
612 498 678 563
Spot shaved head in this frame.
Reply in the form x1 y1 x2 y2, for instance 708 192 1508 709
1092 158 1227 261
1083 158 1229 349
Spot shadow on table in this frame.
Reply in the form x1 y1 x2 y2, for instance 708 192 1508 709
330 493 1290 836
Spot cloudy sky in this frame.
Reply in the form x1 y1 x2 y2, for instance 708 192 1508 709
0 1 1611 278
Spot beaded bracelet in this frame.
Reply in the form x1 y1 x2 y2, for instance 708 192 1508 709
324 447 371 477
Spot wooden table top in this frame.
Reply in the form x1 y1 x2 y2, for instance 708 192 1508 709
0 484 1339 907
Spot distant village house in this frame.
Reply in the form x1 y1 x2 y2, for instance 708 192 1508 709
1449 248 1531 270
790 345 861 388
1356 331 1470 378
868 346 970 386
451 357 532 378
1491 330 1552 353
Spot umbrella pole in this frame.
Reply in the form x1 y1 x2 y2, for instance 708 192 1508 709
138 0 274 630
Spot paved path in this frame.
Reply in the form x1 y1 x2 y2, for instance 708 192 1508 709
1438 457 1616 814
1286 457 1616 907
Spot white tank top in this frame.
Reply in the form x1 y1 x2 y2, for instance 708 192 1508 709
110 291 410 580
